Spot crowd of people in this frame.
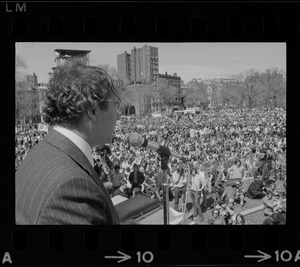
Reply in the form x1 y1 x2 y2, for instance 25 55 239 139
15 124 47 170
15 107 286 225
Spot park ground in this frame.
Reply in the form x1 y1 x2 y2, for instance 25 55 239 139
168 177 286 225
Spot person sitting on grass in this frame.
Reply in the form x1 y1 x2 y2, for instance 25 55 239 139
208 208 226 225
231 181 246 207
246 177 267 199
262 190 283 216
214 183 229 205
272 190 285 213
227 160 246 185
214 185 234 224
263 211 286 225
231 213 246 225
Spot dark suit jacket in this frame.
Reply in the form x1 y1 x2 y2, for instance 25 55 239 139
129 171 145 188
15 129 120 225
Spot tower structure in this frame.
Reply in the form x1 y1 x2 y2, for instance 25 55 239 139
54 49 91 66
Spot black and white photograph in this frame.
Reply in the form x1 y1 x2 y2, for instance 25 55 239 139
15 42 286 225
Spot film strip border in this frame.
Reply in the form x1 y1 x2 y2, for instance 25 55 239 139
2 227 300 265
1 2 300 40
2 1 300 266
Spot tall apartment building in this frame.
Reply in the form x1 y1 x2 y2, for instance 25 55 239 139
117 52 131 82
117 45 159 83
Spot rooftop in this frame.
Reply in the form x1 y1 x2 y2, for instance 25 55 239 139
54 49 91 56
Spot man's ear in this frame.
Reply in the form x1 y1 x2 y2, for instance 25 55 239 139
88 108 97 123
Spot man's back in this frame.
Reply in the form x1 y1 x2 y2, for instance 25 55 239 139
247 179 264 199
248 180 263 192
16 130 120 225
129 171 144 185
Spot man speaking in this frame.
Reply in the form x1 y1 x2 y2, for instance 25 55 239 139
16 62 121 225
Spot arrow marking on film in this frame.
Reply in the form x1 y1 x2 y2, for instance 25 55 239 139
105 251 131 263
244 250 272 263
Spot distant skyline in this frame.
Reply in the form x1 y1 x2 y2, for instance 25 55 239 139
16 42 286 84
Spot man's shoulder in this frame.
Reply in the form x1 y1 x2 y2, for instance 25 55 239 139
18 139 61 168
17 138 90 185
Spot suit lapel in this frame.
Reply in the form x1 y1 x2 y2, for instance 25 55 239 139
44 130 110 197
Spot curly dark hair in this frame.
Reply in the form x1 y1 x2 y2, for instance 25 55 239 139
43 62 120 126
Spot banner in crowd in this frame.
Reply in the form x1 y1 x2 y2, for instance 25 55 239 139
152 113 162 118
38 123 49 133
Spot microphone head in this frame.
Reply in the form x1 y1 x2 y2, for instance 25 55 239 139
128 132 144 147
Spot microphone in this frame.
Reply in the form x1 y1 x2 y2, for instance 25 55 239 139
128 132 186 162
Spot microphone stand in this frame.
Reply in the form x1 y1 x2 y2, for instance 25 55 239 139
181 163 191 225
274 153 277 181
159 153 170 225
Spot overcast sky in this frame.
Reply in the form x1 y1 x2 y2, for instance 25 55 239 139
16 42 286 84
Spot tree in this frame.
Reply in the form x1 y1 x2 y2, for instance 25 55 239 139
156 79 177 104
277 74 286 107
97 63 134 114
122 84 138 115
141 83 156 114
260 68 286 108
209 80 222 108
146 78 180 114
182 68 286 110
239 69 263 108
16 90 40 124
219 79 241 107
97 63 119 80
16 54 27 89
183 87 198 107
16 55 43 124
16 55 28 124
184 79 209 108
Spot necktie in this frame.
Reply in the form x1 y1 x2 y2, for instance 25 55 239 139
134 171 138 184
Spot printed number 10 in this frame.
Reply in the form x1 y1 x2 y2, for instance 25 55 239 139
275 250 300 262
137 251 154 263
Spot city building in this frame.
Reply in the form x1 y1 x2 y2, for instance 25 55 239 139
116 45 188 114
37 83 48 122
117 45 159 83
16 73 40 124
158 72 181 90
154 72 183 113
26 73 38 89
117 51 131 82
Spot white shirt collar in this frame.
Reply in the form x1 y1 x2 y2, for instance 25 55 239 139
53 125 94 167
